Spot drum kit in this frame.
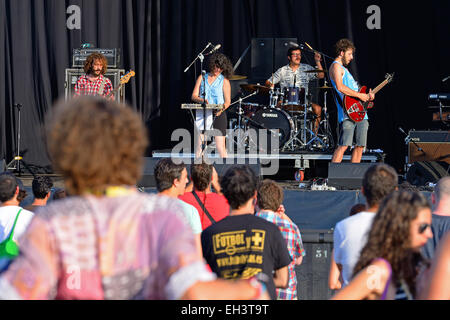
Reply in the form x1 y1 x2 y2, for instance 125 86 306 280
228 70 334 152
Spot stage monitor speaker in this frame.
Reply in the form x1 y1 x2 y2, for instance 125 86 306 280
274 38 297 71
251 38 273 81
64 68 126 103
406 161 449 186
327 163 373 189
137 157 262 188
296 229 334 300
408 130 450 165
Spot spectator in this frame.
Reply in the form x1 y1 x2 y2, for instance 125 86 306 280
154 158 202 257
0 97 268 300
333 163 398 287
422 176 450 259
24 175 53 212
332 190 432 300
255 179 305 300
329 203 367 290
420 232 450 299
201 165 292 299
179 162 229 230
0 173 34 271
52 188 67 200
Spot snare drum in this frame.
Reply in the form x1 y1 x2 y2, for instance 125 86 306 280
282 87 306 112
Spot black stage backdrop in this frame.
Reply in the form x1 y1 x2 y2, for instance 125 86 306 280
1 0 449 173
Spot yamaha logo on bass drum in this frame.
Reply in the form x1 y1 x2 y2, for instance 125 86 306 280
262 112 278 118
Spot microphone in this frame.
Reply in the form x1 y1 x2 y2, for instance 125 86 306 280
207 44 221 55
442 75 450 82
289 41 305 49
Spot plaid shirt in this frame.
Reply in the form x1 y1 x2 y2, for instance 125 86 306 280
74 74 114 99
256 210 305 300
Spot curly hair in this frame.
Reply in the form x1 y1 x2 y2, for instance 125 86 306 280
46 97 148 195
353 190 430 297
208 53 234 79
257 179 283 212
84 52 108 75
334 38 356 58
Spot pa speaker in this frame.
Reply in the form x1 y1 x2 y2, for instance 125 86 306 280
251 38 273 81
210 159 262 179
406 161 449 186
327 163 373 189
296 229 334 300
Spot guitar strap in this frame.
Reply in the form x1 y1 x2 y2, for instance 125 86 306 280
98 77 107 97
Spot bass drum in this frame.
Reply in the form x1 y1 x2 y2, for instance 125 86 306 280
249 107 294 149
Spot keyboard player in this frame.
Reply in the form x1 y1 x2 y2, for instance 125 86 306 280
191 53 233 158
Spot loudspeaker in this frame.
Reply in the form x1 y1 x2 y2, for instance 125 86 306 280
296 229 334 300
406 161 449 186
64 68 126 103
137 157 262 188
408 130 450 164
327 163 373 189
251 38 273 81
274 38 297 71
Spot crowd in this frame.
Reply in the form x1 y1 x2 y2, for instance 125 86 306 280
0 96 448 300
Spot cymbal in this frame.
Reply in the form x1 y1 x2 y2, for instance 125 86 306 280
229 75 247 81
317 85 333 89
304 69 327 74
240 83 270 94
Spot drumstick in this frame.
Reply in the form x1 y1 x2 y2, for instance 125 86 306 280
305 42 314 51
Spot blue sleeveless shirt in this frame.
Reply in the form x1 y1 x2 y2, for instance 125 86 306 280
199 73 225 104
330 61 367 123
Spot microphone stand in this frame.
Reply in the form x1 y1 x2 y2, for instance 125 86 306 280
184 43 212 160
6 103 35 176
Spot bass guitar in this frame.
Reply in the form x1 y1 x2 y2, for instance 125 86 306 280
343 73 394 122
106 70 135 99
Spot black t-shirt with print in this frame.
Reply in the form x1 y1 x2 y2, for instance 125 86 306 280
201 214 292 299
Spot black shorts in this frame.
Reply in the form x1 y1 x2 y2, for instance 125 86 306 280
212 111 227 136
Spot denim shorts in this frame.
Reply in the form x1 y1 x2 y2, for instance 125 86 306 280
338 119 369 147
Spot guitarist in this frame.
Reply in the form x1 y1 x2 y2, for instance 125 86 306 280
74 52 115 100
330 39 374 163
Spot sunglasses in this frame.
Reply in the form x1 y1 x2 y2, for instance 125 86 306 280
418 223 431 234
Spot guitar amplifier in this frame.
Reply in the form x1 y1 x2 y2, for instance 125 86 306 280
72 48 120 68
408 130 450 164
64 68 125 103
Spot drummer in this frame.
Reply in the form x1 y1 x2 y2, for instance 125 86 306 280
265 46 324 133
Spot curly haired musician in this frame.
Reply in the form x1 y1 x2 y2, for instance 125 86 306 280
330 39 374 163
74 52 115 100
191 53 233 158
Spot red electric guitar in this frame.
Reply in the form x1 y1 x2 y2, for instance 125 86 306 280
343 73 394 122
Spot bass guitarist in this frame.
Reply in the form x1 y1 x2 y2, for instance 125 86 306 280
74 52 115 100
330 38 374 163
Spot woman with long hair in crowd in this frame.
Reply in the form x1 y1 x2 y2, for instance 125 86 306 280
332 190 433 300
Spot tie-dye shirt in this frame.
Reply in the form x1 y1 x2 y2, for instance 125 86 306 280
0 192 214 299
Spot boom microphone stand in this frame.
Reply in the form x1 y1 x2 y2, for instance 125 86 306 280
6 103 34 176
